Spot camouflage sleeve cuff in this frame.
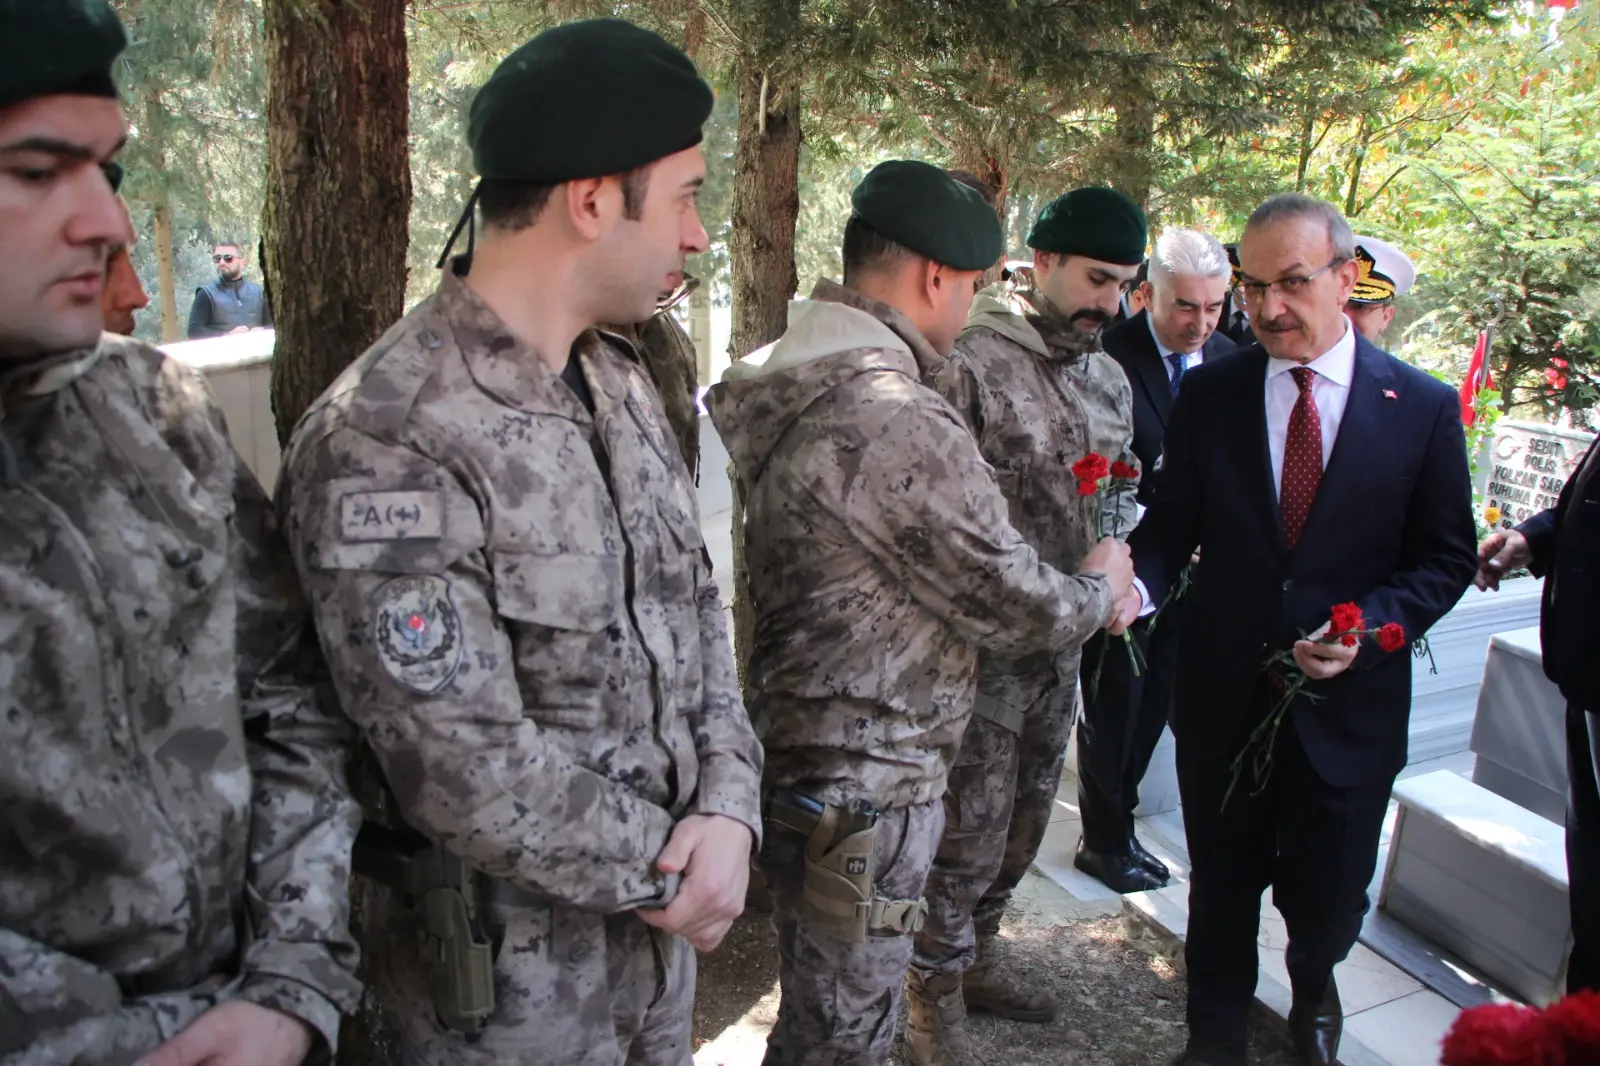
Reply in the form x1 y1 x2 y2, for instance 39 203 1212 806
235 974 344 1062
691 756 764 848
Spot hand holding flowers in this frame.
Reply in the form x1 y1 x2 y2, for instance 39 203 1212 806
1225 602 1408 808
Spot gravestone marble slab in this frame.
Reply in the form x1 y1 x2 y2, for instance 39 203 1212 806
1478 419 1594 528
1470 626 1569 822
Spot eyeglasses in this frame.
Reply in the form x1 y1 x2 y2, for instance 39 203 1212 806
213 254 239 264
1237 258 1347 302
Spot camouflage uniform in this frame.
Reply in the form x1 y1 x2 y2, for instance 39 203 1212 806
707 279 1114 1065
278 268 763 1066
0 337 361 1064
606 276 702 479
914 283 1138 1001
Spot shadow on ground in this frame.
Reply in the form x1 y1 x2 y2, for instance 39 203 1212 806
694 904 1304 1066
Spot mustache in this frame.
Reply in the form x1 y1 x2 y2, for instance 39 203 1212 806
1070 309 1112 328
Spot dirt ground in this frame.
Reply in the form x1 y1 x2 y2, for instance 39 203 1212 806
692 873 1302 1066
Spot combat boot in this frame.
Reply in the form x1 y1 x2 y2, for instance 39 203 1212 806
962 932 1057 1022
905 972 981 1066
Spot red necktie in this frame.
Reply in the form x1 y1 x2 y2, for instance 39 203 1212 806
1280 366 1322 549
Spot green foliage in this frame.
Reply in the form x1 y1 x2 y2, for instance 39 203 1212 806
111 0 269 340
105 0 1597 428
1373 5 1600 426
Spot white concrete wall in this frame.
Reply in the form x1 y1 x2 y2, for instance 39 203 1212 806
160 331 280 494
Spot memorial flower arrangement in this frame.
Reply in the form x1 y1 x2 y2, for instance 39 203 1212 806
1439 991 1600 1065
1224 601 1408 807
1074 452 1143 695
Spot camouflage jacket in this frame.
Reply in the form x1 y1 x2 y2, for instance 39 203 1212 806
606 277 702 479
933 283 1140 674
0 337 360 1064
707 280 1115 810
278 269 763 916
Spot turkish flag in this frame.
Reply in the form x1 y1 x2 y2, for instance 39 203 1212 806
1460 331 1494 425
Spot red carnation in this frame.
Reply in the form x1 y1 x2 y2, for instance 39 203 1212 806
1329 602 1364 638
1110 460 1140 480
1071 453 1110 483
1440 1000 1566 1066
1376 622 1407 652
1076 479 1099 497
1548 991 1600 1048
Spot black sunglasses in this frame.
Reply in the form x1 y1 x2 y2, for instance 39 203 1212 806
213 254 239 264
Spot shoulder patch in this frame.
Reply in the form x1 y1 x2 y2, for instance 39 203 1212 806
340 490 445 542
372 575 463 694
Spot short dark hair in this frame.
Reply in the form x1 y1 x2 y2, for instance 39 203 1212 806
479 166 653 233
841 216 915 284
214 240 243 253
945 168 997 207
1245 193 1355 260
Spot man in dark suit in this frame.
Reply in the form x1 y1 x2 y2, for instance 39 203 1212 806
1476 434 1600 996
1216 243 1256 347
1118 194 1478 1066
1077 228 1238 894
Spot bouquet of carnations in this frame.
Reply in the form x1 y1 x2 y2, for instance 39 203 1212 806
1224 601 1408 807
1073 451 1142 696
1440 991 1600 1065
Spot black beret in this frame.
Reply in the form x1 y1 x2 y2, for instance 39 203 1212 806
469 18 713 183
0 0 126 113
1026 187 1148 265
849 160 1004 272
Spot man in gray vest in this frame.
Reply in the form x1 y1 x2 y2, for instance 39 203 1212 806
187 239 272 338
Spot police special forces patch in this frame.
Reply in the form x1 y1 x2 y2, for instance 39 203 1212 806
373 575 464 694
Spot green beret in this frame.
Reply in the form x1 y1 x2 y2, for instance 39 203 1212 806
0 0 126 113
849 160 1003 272
1027 187 1148 265
469 18 713 183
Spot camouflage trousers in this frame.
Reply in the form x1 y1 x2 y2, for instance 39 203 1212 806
913 655 1079 978
362 880 694 1066
760 799 945 1066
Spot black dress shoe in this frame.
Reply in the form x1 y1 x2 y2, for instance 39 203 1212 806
1288 979 1343 1066
1073 841 1167 893
1130 834 1171 881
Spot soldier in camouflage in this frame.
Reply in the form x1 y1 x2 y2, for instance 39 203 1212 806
0 4 363 1064
277 21 762 1066
910 187 1149 1065
606 274 703 478
708 161 1134 1066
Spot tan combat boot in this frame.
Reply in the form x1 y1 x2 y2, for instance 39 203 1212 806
905 972 981 1066
962 932 1057 1022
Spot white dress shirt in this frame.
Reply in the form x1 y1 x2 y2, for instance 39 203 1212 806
1264 319 1356 498
1147 315 1203 379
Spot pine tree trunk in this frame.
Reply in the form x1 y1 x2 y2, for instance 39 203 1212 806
260 4 409 1063
151 192 180 343
727 50 801 690
262 0 411 442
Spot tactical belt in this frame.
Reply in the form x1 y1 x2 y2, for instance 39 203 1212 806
766 790 927 942
971 692 1025 736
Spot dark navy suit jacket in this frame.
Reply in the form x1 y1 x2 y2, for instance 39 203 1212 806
1102 310 1238 504
1129 335 1478 787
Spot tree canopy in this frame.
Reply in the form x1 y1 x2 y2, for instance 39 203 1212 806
111 0 1600 426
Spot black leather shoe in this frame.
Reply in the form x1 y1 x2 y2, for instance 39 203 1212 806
1288 979 1343 1066
1130 834 1171 881
1073 841 1167 893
